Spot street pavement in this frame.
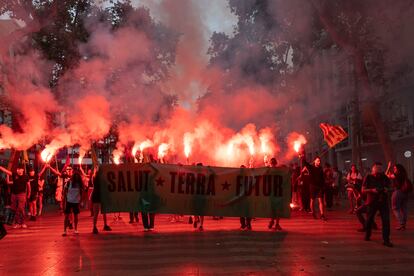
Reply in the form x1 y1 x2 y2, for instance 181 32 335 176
1 203 414 275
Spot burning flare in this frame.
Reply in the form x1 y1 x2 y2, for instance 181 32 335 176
183 133 193 159
112 149 123 165
293 135 307 153
157 143 169 162
78 148 86 165
41 147 57 163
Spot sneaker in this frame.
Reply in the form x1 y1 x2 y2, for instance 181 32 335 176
320 215 327 221
103 225 112 231
93 227 98 234
246 225 252 231
21 224 28 229
13 224 20 229
383 241 393 247
275 224 282 231
149 228 154 231
62 231 67 237
74 230 79 234
144 228 149 232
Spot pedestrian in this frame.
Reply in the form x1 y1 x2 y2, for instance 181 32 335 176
62 170 84 236
48 164 75 228
346 165 362 213
332 167 340 206
0 176 7 239
324 163 334 209
129 212 139 223
192 162 204 231
361 162 393 247
388 164 412 230
268 158 283 230
0 164 30 228
27 165 47 221
239 165 252 230
302 156 326 220
91 166 112 234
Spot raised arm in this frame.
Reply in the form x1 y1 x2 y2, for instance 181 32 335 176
48 164 62 177
38 164 48 178
0 165 12 176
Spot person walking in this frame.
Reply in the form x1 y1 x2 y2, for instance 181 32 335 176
388 164 412 230
361 162 393 247
0 164 30 228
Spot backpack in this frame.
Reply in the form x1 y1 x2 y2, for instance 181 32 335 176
402 179 413 194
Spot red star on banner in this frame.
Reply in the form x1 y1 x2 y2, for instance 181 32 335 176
156 177 165 186
221 181 231 191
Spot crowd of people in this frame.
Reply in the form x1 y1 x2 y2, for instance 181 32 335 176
0 156 412 248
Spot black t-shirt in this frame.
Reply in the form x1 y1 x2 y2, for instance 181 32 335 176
362 173 390 204
91 176 100 203
29 175 39 196
11 173 29 194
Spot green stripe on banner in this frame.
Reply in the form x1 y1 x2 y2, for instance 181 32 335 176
97 163 291 218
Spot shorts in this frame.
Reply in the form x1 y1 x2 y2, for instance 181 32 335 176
310 187 324 199
64 202 80 215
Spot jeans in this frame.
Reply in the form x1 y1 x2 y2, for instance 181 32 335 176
365 201 390 242
392 190 408 226
11 193 26 225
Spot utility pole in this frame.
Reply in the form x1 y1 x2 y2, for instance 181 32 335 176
351 63 362 171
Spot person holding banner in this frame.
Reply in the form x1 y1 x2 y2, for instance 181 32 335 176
268 158 283 231
239 165 252 230
91 167 112 234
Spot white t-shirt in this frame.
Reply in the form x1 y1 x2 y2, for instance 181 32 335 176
66 181 81 204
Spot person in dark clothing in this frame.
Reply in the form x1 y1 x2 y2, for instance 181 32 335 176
91 166 112 234
388 164 411 230
324 163 334 209
129 212 139 224
0 176 7 239
302 157 326 220
239 165 252 230
361 162 393 247
28 165 47 221
0 164 30 228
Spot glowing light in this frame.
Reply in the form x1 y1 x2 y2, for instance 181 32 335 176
41 147 57 163
293 135 307 153
140 140 153 152
183 134 193 159
158 143 169 161
78 148 86 164
112 149 123 165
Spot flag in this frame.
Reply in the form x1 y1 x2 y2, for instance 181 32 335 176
319 123 348 148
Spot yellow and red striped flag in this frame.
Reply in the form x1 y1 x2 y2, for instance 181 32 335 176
319 123 348 148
